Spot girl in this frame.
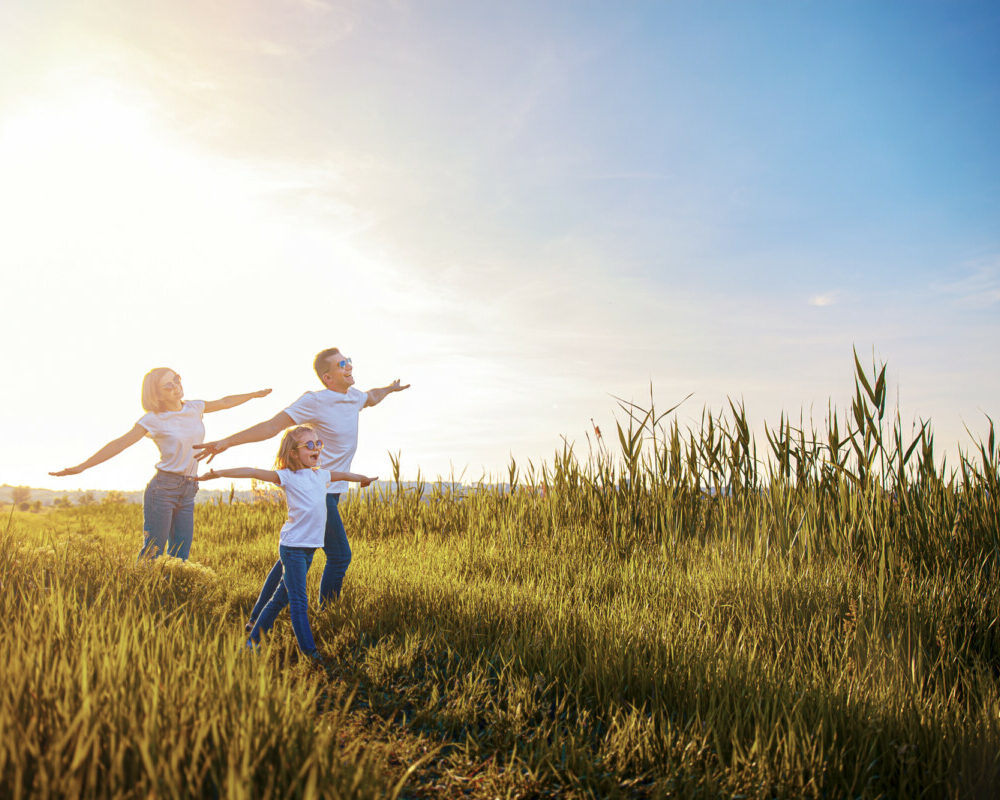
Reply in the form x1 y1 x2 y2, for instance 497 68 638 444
50 368 271 560
198 426 376 660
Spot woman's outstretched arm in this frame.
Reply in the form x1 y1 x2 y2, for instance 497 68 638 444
203 389 272 413
197 467 279 484
49 424 147 476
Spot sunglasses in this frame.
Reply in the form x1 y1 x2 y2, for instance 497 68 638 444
161 375 182 391
336 358 352 368
295 439 324 451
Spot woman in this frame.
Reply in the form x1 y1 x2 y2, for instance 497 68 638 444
51 368 271 560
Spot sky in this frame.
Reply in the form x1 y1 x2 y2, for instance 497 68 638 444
1 0 998 492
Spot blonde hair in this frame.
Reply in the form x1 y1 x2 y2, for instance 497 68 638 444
275 426 315 471
140 367 175 413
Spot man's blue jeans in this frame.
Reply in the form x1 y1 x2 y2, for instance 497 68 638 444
247 545 317 654
248 494 350 624
139 470 198 560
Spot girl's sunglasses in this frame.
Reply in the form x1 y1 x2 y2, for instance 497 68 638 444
295 440 324 451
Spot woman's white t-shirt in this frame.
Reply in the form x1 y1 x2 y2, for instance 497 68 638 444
137 400 206 477
277 468 328 547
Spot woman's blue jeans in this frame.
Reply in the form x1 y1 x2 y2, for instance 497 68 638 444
140 470 198 560
247 545 317 654
248 494 350 624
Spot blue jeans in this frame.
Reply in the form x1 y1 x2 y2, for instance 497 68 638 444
140 470 198 560
248 494 350 623
247 545 317 654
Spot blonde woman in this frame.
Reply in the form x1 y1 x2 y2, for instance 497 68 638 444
51 368 271 560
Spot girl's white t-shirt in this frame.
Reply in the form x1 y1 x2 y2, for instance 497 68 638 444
277 468 329 547
137 400 206 477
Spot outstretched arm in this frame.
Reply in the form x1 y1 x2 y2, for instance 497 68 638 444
197 467 280 484
194 410 294 463
203 388 272 413
363 379 410 408
329 471 378 487
49 424 146 476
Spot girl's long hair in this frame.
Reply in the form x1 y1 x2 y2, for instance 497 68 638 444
274 426 314 470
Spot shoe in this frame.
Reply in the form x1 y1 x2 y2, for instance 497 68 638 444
303 650 329 669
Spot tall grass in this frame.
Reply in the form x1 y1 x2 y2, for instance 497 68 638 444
3 353 998 798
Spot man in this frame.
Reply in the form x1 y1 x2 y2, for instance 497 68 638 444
195 348 409 608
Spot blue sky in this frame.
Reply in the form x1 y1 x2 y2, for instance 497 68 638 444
1 1 997 490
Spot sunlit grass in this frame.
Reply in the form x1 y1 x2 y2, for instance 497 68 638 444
2 354 998 798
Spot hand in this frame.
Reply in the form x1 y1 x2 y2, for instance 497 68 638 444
390 380 410 393
193 441 227 463
196 469 218 482
254 389 272 398
49 466 84 477
359 475 378 488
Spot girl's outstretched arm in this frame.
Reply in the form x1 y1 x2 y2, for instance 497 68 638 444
197 467 280 484
49 424 147 476
329 471 378 487
203 389 273 413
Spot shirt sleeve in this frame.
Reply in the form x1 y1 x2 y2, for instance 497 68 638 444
355 389 369 409
136 413 156 434
284 391 317 425
187 399 206 416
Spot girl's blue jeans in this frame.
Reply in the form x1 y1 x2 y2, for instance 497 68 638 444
247 545 317 654
139 470 198 560
248 494 350 624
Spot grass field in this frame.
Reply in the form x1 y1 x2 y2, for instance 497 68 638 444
3 357 998 798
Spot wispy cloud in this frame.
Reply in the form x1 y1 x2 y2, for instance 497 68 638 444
808 291 841 307
934 261 1000 308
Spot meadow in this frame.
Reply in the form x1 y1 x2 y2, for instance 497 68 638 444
2 356 998 799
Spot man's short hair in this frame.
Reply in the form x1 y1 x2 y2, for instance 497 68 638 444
313 348 341 380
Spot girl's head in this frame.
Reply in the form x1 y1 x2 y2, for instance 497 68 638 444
141 368 183 412
275 426 324 470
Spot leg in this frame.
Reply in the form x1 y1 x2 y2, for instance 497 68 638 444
139 474 173 560
247 575 289 645
166 480 197 560
280 546 317 654
319 494 351 606
248 559 284 627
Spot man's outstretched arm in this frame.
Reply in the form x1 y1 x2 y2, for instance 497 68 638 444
363 379 410 408
194 411 295 462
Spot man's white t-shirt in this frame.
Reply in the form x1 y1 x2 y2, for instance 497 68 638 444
283 387 368 493
137 400 206 477
277 468 328 547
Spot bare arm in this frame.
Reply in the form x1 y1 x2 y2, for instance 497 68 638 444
49 424 147 476
194 410 294 463
197 467 280 484
363 379 410 408
330 471 379 487
203 388 272 414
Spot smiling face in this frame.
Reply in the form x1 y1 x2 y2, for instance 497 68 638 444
291 428 323 469
157 370 183 410
320 351 354 393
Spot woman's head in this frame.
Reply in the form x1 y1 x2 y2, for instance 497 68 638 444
275 426 324 470
141 368 183 412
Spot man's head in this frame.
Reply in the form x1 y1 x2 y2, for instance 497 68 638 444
314 348 354 393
